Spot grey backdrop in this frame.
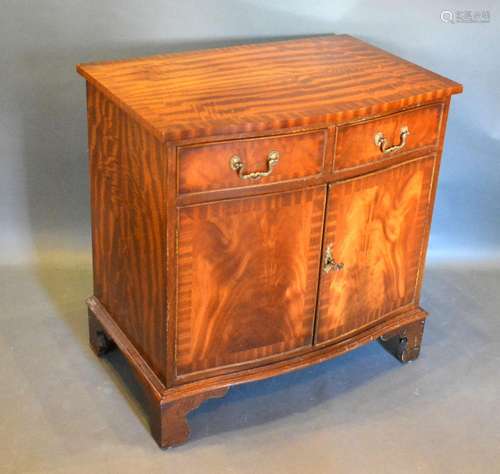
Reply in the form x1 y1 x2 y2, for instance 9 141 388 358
1 0 499 264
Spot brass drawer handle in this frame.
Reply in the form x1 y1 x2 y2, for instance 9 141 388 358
323 244 344 273
374 126 410 154
230 150 280 180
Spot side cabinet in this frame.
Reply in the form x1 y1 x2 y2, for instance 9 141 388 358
78 34 462 449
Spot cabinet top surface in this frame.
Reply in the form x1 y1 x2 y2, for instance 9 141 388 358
77 34 462 142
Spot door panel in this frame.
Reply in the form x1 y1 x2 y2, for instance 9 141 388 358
315 156 435 344
176 186 326 377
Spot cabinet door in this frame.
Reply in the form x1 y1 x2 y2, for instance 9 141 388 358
315 157 435 344
176 186 326 377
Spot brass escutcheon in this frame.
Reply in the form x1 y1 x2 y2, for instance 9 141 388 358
323 244 344 273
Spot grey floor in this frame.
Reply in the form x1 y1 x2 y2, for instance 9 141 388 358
1 255 499 474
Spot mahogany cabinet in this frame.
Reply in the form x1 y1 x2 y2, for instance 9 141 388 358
77 35 462 448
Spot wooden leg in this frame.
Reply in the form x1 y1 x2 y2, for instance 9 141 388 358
379 318 426 363
88 308 115 357
147 387 229 449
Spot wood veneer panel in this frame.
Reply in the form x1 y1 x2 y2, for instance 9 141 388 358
176 186 326 377
87 84 167 380
333 103 442 171
316 156 435 344
77 35 462 141
178 129 326 194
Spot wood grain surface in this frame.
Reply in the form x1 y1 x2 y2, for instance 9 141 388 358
315 156 435 344
77 35 462 141
176 187 326 377
334 102 443 171
178 129 326 194
87 84 167 379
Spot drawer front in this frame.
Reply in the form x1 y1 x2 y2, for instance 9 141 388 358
178 130 326 194
333 103 442 172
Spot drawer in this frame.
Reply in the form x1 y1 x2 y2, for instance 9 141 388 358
333 103 443 172
178 130 326 194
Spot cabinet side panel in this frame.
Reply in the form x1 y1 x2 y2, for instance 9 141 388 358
87 84 167 381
